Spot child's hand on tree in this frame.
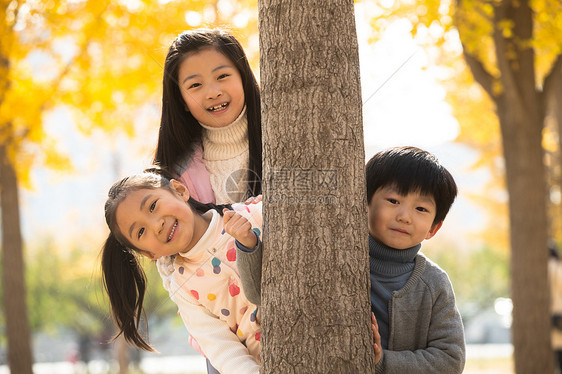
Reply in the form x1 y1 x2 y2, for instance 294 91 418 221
223 208 258 249
372 312 382 364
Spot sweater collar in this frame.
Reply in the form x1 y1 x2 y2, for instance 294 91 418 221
369 234 420 264
178 209 228 260
199 106 248 161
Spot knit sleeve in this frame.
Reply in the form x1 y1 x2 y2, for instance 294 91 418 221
172 289 260 374
237 239 263 306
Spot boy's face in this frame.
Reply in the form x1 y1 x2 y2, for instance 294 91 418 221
368 185 442 250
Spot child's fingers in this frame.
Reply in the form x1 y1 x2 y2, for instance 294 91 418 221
223 214 256 248
371 312 379 329
371 312 382 363
224 213 251 235
244 195 263 205
228 219 253 238
222 209 235 224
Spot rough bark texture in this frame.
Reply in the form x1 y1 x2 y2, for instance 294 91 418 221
0 144 34 374
258 1 373 373
463 0 553 372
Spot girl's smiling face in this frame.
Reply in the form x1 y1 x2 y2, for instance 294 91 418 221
115 181 208 259
178 47 245 128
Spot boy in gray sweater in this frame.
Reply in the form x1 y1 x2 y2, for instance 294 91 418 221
232 146 466 373
365 146 465 373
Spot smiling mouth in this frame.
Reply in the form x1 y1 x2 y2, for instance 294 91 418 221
208 103 228 112
167 220 178 242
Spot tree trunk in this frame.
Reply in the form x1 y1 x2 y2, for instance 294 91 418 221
552 70 562 239
497 98 552 373
463 0 552 372
259 1 373 372
0 144 34 374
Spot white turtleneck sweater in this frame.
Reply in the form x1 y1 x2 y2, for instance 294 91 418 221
199 107 249 204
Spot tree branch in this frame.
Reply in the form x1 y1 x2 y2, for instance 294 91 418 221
455 0 496 100
542 54 562 99
492 2 519 102
461 46 495 99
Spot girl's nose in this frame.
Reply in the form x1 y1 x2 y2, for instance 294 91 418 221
206 84 222 100
151 217 165 235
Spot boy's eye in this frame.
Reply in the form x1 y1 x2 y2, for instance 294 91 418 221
150 201 156 212
138 227 145 239
416 207 429 212
387 198 399 204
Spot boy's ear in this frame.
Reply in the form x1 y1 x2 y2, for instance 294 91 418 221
425 221 443 240
170 179 190 202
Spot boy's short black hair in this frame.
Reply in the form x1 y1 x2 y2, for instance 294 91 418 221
365 146 457 224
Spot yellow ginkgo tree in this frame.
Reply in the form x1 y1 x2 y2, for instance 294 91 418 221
0 1 258 372
368 0 562 372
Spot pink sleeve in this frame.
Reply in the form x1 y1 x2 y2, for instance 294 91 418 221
179 146 216 204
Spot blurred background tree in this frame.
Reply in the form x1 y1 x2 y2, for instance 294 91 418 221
0 0 257 372
367 0 562 371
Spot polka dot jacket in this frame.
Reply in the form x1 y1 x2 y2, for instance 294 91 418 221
157 202 262 373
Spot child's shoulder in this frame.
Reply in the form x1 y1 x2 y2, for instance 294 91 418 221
417 252 452 282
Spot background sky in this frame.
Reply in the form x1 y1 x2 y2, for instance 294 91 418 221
19 3 487 251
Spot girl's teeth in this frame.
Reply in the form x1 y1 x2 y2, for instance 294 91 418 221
168 221 177 241
209 103 228 111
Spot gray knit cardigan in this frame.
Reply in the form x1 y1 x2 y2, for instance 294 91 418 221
375 253 466 374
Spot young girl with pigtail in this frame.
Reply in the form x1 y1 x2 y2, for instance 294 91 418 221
101 168 263 373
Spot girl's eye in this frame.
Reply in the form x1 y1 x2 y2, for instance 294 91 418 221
218 73 229 80
138 227 145 239
188 82 201 89
150 201 156 212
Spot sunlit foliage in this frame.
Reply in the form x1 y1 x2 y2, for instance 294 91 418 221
1 0 258 188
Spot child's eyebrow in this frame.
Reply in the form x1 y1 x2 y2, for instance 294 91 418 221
418 195 436 206
127 194 152 239
182 74 200 84
181 64 233 84
212 64 231 72
140 194 152 211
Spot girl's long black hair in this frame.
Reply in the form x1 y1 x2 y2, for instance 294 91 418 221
154 28 262 197
101 167 231 350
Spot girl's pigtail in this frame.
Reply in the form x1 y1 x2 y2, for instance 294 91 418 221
188 197 232 216
101 233 154 351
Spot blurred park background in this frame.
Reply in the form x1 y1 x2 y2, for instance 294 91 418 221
1 0 562 373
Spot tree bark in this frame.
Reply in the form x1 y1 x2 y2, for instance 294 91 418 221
462 0 552 372
551 69 562 238
259 1 373 372
0 144 34 374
